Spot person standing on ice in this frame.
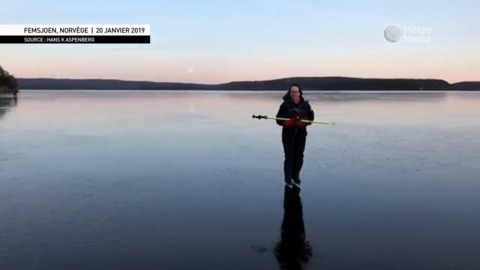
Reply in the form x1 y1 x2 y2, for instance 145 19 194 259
276 84 315 188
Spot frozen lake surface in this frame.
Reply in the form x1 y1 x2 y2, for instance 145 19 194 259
1 90 479 269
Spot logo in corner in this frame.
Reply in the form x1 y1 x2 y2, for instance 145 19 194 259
384 25 402 43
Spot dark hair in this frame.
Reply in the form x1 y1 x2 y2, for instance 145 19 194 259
283 83 303 100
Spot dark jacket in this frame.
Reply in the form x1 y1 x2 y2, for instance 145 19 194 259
276 96 315 129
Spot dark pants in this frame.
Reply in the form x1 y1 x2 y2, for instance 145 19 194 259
282 128 306 184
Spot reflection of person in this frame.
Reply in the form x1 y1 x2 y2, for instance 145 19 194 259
276 84 315 188
275 185 312 269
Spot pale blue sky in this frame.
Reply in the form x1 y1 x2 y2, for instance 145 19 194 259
1 0 479 83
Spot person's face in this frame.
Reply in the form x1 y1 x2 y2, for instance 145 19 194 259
290 86 300 100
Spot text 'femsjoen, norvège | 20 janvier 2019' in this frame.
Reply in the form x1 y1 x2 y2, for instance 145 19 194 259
0 24 150 44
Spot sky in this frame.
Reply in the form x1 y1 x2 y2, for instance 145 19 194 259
0 0 479 84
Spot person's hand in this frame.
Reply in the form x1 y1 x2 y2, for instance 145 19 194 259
283 117 297 127
296 121 307 128
295 116 307 128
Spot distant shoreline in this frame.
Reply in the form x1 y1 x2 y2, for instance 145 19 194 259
15 89 479 92
15 77 480 91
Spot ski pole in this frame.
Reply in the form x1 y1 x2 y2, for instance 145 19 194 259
252 114 335 125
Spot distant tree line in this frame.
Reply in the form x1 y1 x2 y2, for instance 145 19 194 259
16 77 457 91
0 65 18 93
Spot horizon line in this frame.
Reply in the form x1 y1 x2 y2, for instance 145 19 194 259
16 75 478 85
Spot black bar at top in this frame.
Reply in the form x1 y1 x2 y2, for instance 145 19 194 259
0 35 150 44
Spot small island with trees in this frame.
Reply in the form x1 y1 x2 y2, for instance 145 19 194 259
0 65 18 97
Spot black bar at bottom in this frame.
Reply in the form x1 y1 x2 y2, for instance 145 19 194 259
0 35 150 44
